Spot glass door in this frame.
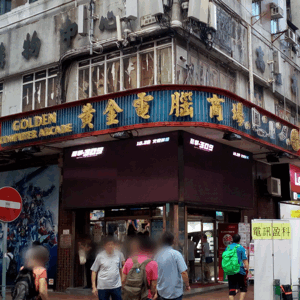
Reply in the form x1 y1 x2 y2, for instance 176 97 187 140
187 217 217 284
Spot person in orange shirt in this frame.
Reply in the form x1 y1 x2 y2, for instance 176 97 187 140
24 245 49 300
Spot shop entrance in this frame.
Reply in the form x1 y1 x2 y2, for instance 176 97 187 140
90 206 164 243
74 206 164 288
187 212 219 285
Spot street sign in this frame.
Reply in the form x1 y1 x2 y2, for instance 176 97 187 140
0 187 22 222
0 187 22 300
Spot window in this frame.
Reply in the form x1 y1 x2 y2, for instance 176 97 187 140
22 67 58 112
271 19 279 34
0 82 3 117
254 84 264 107
252 1 261 20
140 51 154 87
78 38 173 100
157 47 172 85
0 0 11 15
275 100 292 122
123 55 137 90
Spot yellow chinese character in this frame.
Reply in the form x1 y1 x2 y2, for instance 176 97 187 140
232 103 245 126
78 103 96 129
133 92 154 119
169 92 193 118
103 99 123 126
207 94 225 121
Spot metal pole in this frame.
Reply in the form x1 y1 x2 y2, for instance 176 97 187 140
2 222 7 300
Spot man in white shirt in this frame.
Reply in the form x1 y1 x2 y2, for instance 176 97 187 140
187 236 195 284
91 237 124 300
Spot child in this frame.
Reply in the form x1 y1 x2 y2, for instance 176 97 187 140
23 245 49 300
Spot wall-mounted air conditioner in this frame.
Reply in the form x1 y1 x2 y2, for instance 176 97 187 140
188 0 209 24
151 0 164 16
286 29 296 44
126 0 138 20
271 6 284 19
208 2 217 31
273 51 282 75
267 177 281 197
78 5 88 36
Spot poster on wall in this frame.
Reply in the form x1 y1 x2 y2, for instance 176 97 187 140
0 165 60 288
218 223 238 281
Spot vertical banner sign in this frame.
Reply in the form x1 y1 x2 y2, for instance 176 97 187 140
218 223 238 281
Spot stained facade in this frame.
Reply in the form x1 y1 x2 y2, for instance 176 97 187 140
0 0 299 291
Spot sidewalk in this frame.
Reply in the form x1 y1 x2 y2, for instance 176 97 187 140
2 285 254 299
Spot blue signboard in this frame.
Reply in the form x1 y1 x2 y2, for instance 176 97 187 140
0 86 299 154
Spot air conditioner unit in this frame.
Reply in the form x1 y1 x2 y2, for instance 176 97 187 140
151 0 164 16
126 0 138 20
267 177 281 197
208 2 217 31
286 29 296 44
78 5 88 36
273 51 282 74
188 0 209 24
271 6 284 19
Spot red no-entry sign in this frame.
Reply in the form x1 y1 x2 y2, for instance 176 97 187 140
0 187 22 222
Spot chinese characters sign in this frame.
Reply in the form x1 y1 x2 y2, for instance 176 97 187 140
71 147 104 159
252 222 291 240
0 87 299 154
22 31 41 60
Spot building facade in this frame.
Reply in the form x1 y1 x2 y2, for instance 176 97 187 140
0 0 300 291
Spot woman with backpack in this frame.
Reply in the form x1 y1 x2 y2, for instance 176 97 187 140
12 245 49 300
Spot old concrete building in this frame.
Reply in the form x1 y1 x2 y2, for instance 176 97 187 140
0 0 300 291
0 0 298 121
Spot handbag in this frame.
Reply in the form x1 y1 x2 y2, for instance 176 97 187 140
205 257 213 264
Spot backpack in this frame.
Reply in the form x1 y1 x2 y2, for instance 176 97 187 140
7 254 18 280
222 245 241 276
11 268 39 300
122 257 152 300
281 285 293 300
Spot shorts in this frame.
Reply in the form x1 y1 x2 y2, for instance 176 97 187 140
228 273 247 295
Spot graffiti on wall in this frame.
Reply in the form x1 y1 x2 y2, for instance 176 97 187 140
0 165 59 287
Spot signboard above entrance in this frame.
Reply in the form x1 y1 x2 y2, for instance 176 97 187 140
0 85 299 155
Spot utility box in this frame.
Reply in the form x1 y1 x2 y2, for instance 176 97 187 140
152 0 164 16
78 5 88 36
126 0 138 20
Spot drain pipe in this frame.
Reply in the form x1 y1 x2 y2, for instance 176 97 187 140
248 24 254 103
171 0 182 28
89 0 95 55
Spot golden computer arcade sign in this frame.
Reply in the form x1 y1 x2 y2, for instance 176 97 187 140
0 86 299 154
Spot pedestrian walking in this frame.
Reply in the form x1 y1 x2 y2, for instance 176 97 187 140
222 234 249 300
122 235 158 300
201 235 211 283
155 231 190 300
91 236 124 300
6 246 17 285
187 236 195 284
12 245 49 300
